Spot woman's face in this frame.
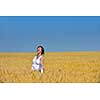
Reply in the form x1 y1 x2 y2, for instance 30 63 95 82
37 47 42 54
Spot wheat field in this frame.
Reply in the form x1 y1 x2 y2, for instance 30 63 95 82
0 52 100 83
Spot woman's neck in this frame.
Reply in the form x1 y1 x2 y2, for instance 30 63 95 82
37 53 42 58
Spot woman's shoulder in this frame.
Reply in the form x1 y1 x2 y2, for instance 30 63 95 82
38 55 44 60
39 55 43 58
34 55 43 59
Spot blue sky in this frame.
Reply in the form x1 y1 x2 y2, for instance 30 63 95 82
0 16 100 52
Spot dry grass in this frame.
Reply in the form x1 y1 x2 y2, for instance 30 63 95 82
0 52 100 83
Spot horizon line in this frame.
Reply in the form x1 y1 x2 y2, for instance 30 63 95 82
0 50 100 53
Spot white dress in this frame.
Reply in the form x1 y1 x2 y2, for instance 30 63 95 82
32 55 43 73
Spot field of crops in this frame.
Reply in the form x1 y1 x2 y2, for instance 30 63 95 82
0 52 100 83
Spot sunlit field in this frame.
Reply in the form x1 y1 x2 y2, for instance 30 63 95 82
0 52 100 83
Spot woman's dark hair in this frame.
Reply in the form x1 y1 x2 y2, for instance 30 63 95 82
37 45 45 55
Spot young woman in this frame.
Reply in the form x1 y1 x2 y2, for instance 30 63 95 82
32 46 45 74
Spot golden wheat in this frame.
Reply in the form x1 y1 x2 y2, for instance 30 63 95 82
0 52 100 83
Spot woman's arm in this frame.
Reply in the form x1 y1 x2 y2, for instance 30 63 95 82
40 56 44 69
